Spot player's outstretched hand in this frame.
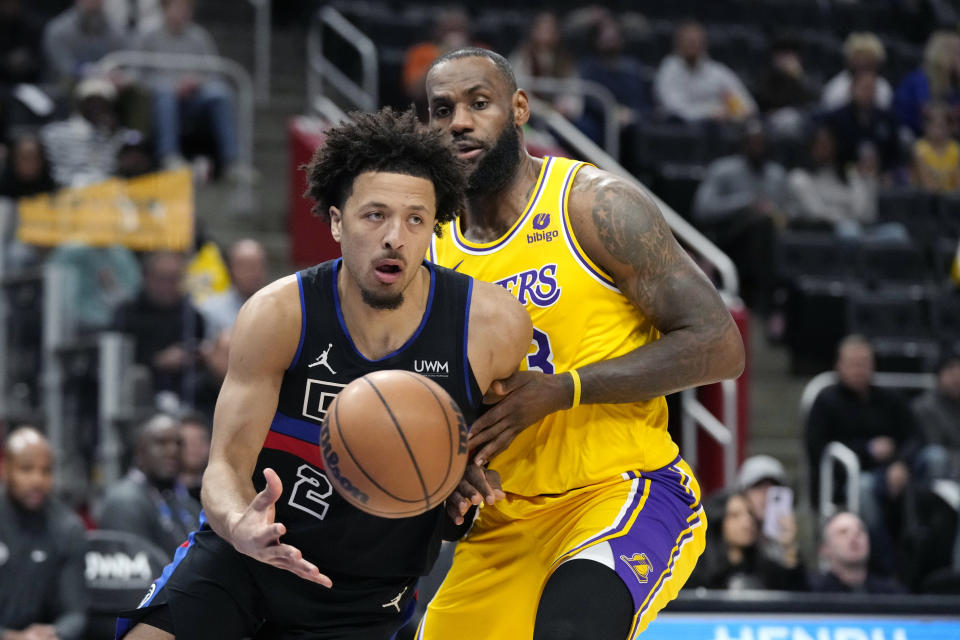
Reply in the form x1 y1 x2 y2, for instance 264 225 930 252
445 464 505 525
229 468 332 587
469 370 571 466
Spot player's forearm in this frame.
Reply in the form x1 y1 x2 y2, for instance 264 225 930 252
201 460 257 542
576 321 744 405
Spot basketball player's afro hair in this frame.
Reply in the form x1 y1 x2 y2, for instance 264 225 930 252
304 106 465 235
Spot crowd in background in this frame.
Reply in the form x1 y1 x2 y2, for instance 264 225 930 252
1 0 960 637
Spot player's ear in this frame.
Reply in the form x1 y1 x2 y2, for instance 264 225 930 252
329 206 343 243
513 89 530 127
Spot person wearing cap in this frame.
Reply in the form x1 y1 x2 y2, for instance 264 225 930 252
736 455 803 577
38 76 130 187
822 32 894 111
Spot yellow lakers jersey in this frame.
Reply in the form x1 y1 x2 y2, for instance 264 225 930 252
429 156 679 496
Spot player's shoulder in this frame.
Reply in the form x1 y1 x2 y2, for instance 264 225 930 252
469 279 531 338
239 273 300 320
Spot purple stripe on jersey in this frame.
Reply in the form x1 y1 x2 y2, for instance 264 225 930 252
288 272 307 370
559 165 617 287
451 157 553 254
332 259 438 362
462 278 475 410
270 412 321 444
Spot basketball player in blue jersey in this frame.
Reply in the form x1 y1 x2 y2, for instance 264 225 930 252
419 50 746 640
116 107 532 640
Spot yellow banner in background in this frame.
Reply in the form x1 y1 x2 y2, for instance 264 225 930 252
16 168 194 251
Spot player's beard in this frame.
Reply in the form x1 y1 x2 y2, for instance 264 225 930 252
361 288 402 310
466 114 522 197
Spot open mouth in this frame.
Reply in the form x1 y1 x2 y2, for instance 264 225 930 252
454 141 484 160
374 260 403 284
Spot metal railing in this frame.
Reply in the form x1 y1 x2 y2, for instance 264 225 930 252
799 370 937 518
94 50 256 208
307 6 379 113
248 0 272 105
519 76 621 161
529 96 743 488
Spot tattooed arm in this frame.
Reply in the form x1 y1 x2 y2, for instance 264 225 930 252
469 166 744 464
567 166 744 404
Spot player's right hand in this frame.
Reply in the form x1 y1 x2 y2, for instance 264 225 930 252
445 464 505 525
228 468 333 587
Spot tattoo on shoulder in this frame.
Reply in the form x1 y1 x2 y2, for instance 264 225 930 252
589 177 676 271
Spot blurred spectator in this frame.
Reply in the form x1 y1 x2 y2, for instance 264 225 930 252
805 335 919 574
43 0 128 87
576 14 648 138
112 251 216 412
103 0 161 35
894 30 960 136
687 492 808 591
0 0 46 86
911 101 960 193
0 134 56 198
754 36 818 115
0 427 88 640
39 76 129 186
114 130 156 178
912 353 960 481
135 0 240 176
736 455 803 575
824 71 901 174
178 411 209 503
510 11 581 119
654 20 756 123
692 119 786 312
786 127 879 236
46 243 141 332
822 33 894 111
809 511 906 594
403 8 471 118
96 414 200 557
198 238 267 341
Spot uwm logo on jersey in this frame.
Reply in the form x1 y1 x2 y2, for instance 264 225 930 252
414 360 449 377
301 379 347 422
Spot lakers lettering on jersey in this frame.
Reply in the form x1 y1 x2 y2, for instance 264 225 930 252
429 156 679 496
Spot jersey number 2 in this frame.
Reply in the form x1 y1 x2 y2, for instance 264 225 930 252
526 327 554 374
288 464 333 520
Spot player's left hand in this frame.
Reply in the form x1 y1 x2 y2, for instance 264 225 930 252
470 370 571 466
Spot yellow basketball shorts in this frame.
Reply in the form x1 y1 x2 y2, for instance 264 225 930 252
417 457 706 640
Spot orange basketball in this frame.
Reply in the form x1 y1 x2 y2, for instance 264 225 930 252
319 370 469 518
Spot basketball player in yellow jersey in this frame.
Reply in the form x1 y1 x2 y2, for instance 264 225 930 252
417 49 745 640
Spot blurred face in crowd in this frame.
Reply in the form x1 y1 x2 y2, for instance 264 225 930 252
12 137 44 183
144 252 185 308
923 106 952 144
836 340 875 395
595 19 623 57
2 428 54 512
722 494 758 550
743 478 777 523
0 0 21 20
530 12 560 50
434 11 469 51
138 416 182 484
229 240 268 300
851 72 877 111
676 23 706 66
848 50 881 74
810 128 837 167
76 0 104 12
79 95 117 131
179 419 211 476
427 56 527 197
743 126 767 167
163 0 193 34
939 359 960 400
821 512 870 568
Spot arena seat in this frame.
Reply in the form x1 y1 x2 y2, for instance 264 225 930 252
84 530 172 640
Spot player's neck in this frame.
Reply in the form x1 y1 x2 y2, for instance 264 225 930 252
338 265 431 360
459 153 541 243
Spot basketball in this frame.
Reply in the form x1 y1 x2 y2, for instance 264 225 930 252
319 369 469 518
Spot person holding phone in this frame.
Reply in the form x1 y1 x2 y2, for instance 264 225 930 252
736 455 803 574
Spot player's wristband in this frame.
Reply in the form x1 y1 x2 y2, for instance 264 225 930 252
568 369 582 408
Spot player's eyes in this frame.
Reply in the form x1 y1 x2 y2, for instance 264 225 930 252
366 211 384 220
432 105 450 118
409 215 424 225
474 99 488 109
